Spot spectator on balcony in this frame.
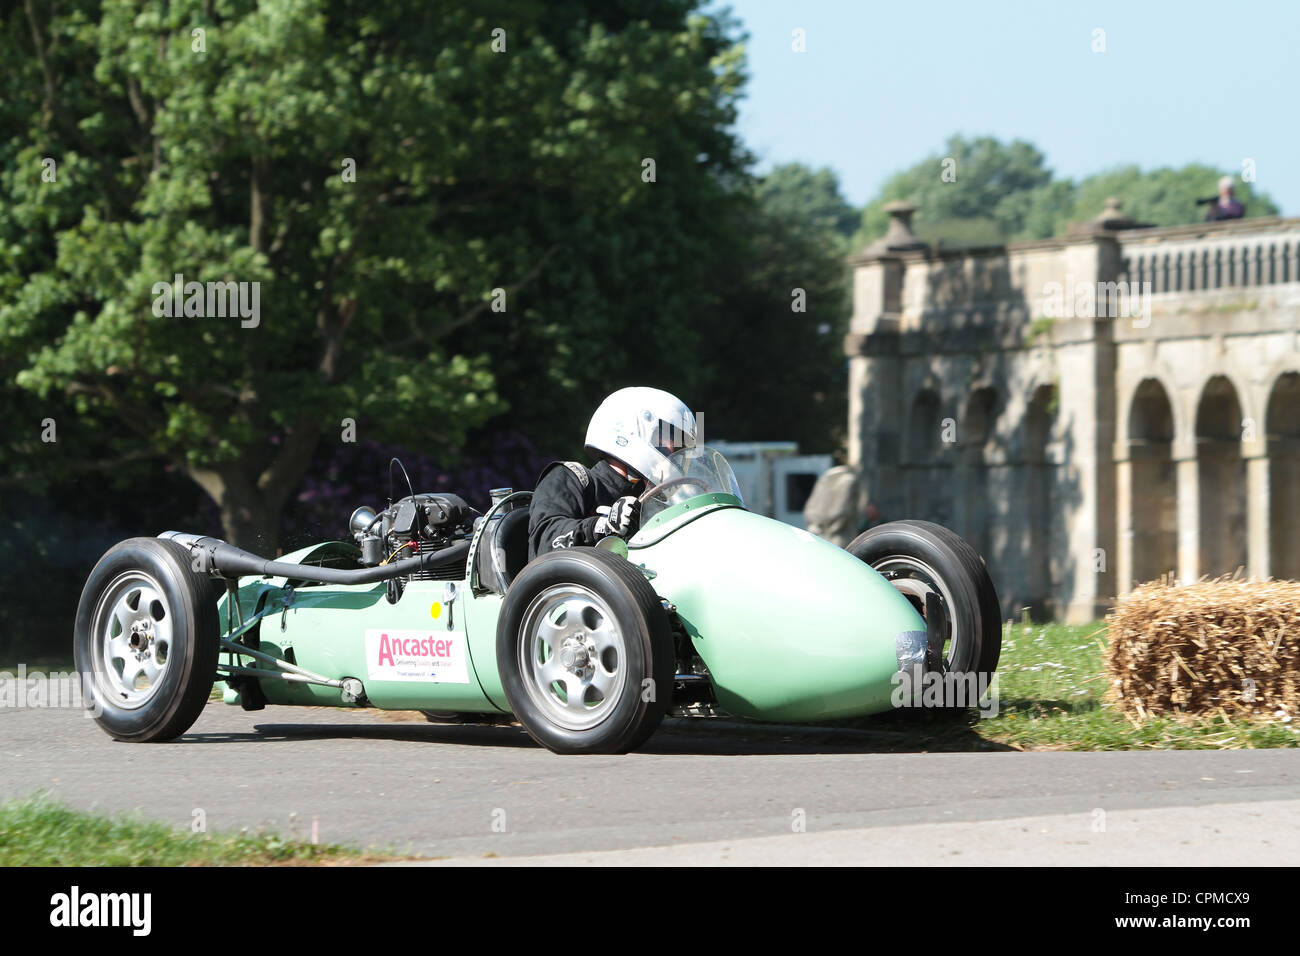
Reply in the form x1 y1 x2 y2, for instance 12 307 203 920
1205 175 1245 221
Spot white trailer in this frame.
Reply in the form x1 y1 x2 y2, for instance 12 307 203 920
709 441 833 529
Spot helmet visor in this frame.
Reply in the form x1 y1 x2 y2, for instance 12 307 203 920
651 420 692 457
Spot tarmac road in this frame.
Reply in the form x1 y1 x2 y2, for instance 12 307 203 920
2 703 1297 864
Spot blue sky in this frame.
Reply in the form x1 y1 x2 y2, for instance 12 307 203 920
724 0 1299 214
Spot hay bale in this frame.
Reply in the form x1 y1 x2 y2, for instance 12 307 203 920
1105 578 1300 720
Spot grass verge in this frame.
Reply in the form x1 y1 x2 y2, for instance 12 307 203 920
0 794 396 866
896 622 1300 751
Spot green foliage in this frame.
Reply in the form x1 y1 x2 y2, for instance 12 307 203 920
856 135 1053 247
755 163 859 251
692 169 850 455
1052 163 1278 234
0 0 752 548
1027 316 1054 342
853 135 1282 249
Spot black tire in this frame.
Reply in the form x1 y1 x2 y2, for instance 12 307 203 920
496 548 673 754
846 520 1002 676
73 537 221 742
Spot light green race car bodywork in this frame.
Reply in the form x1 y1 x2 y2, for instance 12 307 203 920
629 496 922 721
218 491 927 724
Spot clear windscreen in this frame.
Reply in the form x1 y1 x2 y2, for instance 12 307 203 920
639 445 744 523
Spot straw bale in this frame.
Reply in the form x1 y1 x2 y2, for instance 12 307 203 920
1105 579 1300 720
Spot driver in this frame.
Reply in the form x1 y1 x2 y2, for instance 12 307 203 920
528 386 697 559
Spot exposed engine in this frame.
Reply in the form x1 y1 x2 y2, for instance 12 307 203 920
349 491 475 584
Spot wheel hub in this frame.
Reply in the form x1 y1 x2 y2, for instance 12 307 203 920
128 620 152 654
559 637 590 671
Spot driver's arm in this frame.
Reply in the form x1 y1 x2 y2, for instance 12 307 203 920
528 467 601 559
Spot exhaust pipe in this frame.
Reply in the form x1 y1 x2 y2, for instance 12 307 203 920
158 531 468 585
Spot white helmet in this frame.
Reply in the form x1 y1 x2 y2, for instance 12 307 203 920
585 386 697 482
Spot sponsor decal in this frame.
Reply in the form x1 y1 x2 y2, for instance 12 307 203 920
365 629 469 683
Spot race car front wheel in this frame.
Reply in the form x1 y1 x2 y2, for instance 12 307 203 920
74 537 221 742
847 520 1002 676
497 548 673 754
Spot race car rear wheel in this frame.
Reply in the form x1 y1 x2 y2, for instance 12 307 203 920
847 520 1002 676
74 537 221 742
497 548 673 754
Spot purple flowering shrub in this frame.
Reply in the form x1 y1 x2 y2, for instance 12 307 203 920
279 429 555 551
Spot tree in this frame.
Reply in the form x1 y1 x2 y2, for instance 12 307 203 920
690 165 851 455
855 135 1053 248
1053 164 1279 233
755 163 859 250
852 135 1282 248
1 0 748 552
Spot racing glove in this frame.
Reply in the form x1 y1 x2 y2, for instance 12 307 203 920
595 495 640 538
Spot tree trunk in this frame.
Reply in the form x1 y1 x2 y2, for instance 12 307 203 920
186 464 284 556
185 414 323 556
216 480 281 556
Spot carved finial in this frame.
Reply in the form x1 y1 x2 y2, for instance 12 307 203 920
1097 197 1125 223
863 200 929 256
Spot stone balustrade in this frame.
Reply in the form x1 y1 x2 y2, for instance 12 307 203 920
1118 217 1300 294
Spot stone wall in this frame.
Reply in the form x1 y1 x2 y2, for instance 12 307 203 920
847 203 1300 622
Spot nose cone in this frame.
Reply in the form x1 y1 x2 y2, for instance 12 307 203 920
629 507 926 721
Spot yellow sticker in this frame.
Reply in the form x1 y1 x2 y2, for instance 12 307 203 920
430 602 442 620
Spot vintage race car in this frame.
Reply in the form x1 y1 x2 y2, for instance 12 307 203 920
73 445 1002 754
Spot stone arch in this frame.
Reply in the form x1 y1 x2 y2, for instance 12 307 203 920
1196 375 1247 577
1024 384 1057 615
904 388 943 518
1267 371 1300 579
904 388 942 464
1128 378 1177 585
1116 365 1186 449
1191 362 1257 443
960 387 998 558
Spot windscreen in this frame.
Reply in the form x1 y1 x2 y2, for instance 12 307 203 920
639 445 744 523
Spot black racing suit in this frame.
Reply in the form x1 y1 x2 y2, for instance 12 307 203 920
528 460 641 560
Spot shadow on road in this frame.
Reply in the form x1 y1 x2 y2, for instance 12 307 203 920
182 722 539 749
175 709 1016 755
643 711 1017 755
